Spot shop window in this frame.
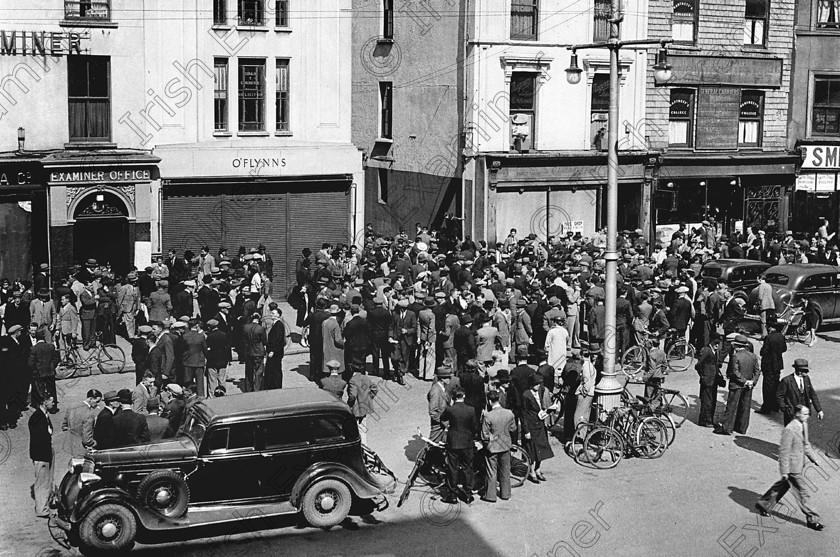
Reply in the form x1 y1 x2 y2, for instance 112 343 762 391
744 0 768 45
738 90 763 147
383 0 394 39
65 1 110 21
214 0 227 24
813 76 840 135
378 168 389 204
275 0 289 26
511 0 538 41
214 58 228 132
68 56 111 142
594 0 611 41
668 88 694 147
238 0 264 25
511 72 537 151
379 81 392 139
672 0 697 43
238 59 266 132
276 59 290 132
590 74 609 150
817 0 840 28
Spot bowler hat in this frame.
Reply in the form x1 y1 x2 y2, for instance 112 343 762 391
424 298 436 307
104 390 120 403
495 369 510 384
527 374 543 387
39 263 49 271
118 389 133 405
793 358 809 370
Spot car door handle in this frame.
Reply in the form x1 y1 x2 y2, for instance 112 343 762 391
260 453 272 458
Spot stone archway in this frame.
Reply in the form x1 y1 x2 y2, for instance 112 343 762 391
72 191 131 274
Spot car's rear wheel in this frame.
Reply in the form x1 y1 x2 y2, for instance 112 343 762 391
136 469 190 518
78 503 136 555
301 479 352 529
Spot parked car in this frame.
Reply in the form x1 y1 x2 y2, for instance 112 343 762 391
53 390 397 555
699 259 771 299
747 263 840 331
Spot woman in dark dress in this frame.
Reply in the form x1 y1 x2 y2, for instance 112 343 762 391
522 373 554 483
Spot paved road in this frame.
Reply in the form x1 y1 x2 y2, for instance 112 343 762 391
3 322 840 557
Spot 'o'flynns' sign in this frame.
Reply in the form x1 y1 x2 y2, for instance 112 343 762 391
802 145 840 170
0 30 88 57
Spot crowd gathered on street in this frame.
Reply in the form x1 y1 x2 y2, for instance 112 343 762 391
0 216 830 529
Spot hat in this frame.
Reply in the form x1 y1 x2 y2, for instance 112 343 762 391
329 304 341 314
326 359 341 369
127 271 138 282
85 259 98 267
495 369 510 384
549 296 560 307
6 324 22 334
118 389 133 405
166 384 184 396
528 374 543 387
104 390 120 403
138 325 153 334
397 298 409 308
516 345 530 359
219 260 232 267
465 359 481 371
435 367 453 378
37 287 50 297
793 358 809 370
172 321 188 330
183 280 196 288
434 291 446 299
318 276 330 285
676 286 689 294
206 319 219 327
424 298 436 307
39 263 49 271
734 334 750 345
218 301 231 309
516 299 527 308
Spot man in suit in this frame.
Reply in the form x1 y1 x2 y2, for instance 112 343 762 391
460 359 487 422
758 320 787 414
715 334 760 435
61 389 101 457
264 308 287 390
145 398 169 442
93 391 122 449
389 298 417 385
149 321 175 382
367 297 393 379
172 281 195 320
756 273 776 339
480 389 517 503
241 312 267 392
182 320 208 397
453 313 477 374
440 388 479 504
1 324 28 429
695 334 722 427
347 364 378 445
132 372 157 414
205 319 230 397
29 393 55 518
428 367 452 442
161 384 186 438
322 304 345 381
28 329 59 410
777 359 824 426
305 299 331 382
343 299 371 382
320 360 347 400
755 405 824 531
112 389 151 447
669 286 694 343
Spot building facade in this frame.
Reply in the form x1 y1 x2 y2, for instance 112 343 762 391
647 0 798 245
788 0 840 234
350 0 462 236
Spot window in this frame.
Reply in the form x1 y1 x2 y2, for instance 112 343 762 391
262 418 310 448
379 81 392 139
311 416 355 443
68 56 110 141
206 428 229 453
378 168 389 204
214 0 227 24
744 0 768 45
673 0 698 43
802 273 834 289
813 76 840 135
214 58 229 132
510 73 536 151
383 0 394 39
818 0 840 28
594 0 611 41
275 0 289 26
238 59 266 131
738 90 763 146
276 59 290 132
206 423 256 452
590 74 609 150
511 0 538 40
65 1 110 21
669 88 695 147
238 0 264 25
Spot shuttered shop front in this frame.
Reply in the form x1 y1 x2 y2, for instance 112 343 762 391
161 178 351 297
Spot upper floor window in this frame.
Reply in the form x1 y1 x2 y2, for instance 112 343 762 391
673 0 698 43
510 72 536 151
239 0 264 25
68 56 111 141
239 59 266 131
379 81 393 139
812 76 840 135
590 74 609 150
214 0 227 24
511 0 538 41
275 0 289 27
214 58 228 132
668 88 695 147
738 90 763 147
817 1 840 28
594 0 611 41
65 1 111 21
276 59 290 132
383 0 394 39
744 0 768 45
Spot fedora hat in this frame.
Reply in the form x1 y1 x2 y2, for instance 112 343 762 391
793 358 809 370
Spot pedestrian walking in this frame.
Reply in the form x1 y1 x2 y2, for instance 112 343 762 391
777 359 824 426
480 390 517 503
29 393 55 518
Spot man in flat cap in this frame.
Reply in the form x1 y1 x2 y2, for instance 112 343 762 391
716 334 760 435
777 359 824 426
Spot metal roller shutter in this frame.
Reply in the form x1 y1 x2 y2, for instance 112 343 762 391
288 189 350 274
161 194 223 255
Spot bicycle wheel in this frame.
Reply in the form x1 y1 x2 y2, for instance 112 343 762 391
398 449 427 507
582 426 624 469
547 394 564 429
635 417 668 459
55 348 77 380
621 346 646 378
98 344 126 374
568 422 592 464
794 319 809 344
655 411 677 446
509 444 531 488
660 390 689 427
666 340 695 372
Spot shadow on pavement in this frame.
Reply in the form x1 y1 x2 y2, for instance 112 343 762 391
734 436 778 461
404 433 426 463
726 486 762 512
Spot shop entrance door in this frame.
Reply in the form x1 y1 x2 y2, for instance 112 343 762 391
73 192 131 275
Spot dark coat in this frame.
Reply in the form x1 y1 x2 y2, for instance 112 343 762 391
266 319 287 357
727 348 760 389
172 289 193 319
343 315 370 353
28 408 53 462
695 345 721 387
459 371 487 413
206 329 231 368
181 330 208 367
441 401 479 450
241 322 267 357
112 408 151 447
146 414 170 442
777 373 822 417
760 331 786 375
453 325 477 360
28 341 58 378
670 297 693 331
522 389 554 461
93 407 120 450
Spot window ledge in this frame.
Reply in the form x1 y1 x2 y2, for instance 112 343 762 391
275 27 292 33
213 131 232 137
670 44 701 52
378 200 388 205
742 44 770 52
236 25 269 32
212 24 232 30
64 141 117 149
60 20 117 28
375 137 394 144
797 29 840 36
377 37 394 44
274 131 293 136
237 131 270 137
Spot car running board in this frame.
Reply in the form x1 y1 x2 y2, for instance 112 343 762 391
138 500 298 532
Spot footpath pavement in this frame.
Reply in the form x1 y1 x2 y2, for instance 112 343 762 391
2 319 840 556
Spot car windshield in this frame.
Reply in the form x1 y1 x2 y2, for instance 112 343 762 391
181 408 207 447
764 272 790 286
702 267 722 278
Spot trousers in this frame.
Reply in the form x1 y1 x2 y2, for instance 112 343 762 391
757 473 820 523
446 446 475 496
32 458 53 517
720 387 752 434
206 366 227 396
370 336 391 378
483 450 511 502
244 356 264 392
698 383 718 426
760 373 780 412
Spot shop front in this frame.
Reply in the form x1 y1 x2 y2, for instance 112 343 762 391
43 151 160 276
471 152 656 246
794 143 840 235
0 157 46 281
153 142 364 297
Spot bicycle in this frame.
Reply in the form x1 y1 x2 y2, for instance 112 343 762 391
621 328 695 376
778 301 809 344
582 404 669 469
397 428 531 507
621 378 688 429
55 332 126 380
546 384 569 429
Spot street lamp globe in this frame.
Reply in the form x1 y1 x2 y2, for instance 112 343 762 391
565 52 583 85
653 48 672 84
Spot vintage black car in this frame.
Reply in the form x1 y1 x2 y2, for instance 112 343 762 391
699 259 771 298
747 263 840 331
53 390 396 555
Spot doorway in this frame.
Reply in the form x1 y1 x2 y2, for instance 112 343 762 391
72 191 131 275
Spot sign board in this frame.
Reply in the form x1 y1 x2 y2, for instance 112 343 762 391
562 220 584 234
49 169 152 183
0 30 87 56
816 173 837 192
667 55 783 88
801 145 840 170
696 87 740 150
796 173 816 191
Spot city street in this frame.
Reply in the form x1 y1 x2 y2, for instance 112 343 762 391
2 311 839 557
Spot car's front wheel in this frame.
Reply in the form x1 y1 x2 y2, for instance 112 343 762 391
301 479 352 529
78 503 137 555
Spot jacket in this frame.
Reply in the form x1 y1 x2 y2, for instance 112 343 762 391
390 309 418 344
206 329 231 368
776 373 822 416
441 401 479 450
347 372 378 417
93 407 120 450
28 407 53 462
481 405 517 453
726 348 760 389
79 288 97 320
146 414 170 442
443 313 460 349
28 341 58 378
132 383 156 415
181 330 208 367
242 322 267 357
148 290 172 322
778 419 818 476
513 310 532 345
695 345 721 387
428 382 450 428
760 332 786 375
459 371 487 412
112 408 151 447
58 303 80 336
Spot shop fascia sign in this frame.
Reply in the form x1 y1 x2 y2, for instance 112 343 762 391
802 145 840 170
49 169 152 183
0 30 89 57
0 169 33 185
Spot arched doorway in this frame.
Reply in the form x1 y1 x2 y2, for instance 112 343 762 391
73 191 131 275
